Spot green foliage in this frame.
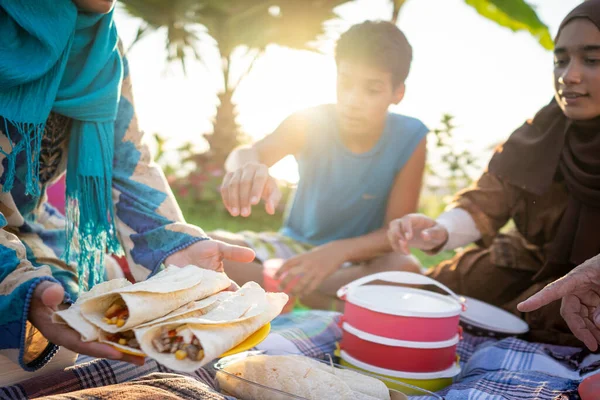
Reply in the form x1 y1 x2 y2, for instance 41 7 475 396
391 0 551 50
464 0 553 50
411 248 455 269
426 114 479 196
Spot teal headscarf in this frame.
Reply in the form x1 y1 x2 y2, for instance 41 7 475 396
0 0 123 289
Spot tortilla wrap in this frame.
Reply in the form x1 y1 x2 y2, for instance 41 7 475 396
136 281 265 330
102 283 269 356
134 282 275 330
198 282 269 322
288 355 390 400
52 278 132 341
136 291 233 328
136 292 288 372
80 266 231 332
216 354 383 400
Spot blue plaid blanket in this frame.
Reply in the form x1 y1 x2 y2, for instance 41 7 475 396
428 335 597 400
2 310 598 399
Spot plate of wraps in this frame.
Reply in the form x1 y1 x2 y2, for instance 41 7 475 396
53 265 288 372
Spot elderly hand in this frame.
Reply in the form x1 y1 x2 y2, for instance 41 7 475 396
518 253 600 351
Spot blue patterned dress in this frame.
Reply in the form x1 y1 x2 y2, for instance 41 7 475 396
0 51 208 372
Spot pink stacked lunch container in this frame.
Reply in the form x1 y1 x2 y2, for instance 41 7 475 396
337 272 465 378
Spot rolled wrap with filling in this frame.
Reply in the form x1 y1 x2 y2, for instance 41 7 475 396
101 283 262 355
136 290 288 372
52 278 132 341
80 266 231 332
75 292 234 357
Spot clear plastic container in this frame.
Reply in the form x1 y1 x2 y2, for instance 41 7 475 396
214 351 445 400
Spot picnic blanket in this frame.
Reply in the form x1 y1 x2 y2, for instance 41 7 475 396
422 336 598 400
1 310 598 399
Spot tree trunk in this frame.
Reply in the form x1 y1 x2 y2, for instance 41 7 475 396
202 50 258 167
203 89 242 166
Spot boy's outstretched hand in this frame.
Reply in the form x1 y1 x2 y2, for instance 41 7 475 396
518 253 600 351
274 242 346 297
220 163 282 217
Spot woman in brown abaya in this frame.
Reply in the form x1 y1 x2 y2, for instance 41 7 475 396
388 0 600 348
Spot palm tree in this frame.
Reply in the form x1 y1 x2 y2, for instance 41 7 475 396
121 0 350 165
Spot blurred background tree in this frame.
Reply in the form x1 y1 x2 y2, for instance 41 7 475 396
121 0 351 166
121 0 550 166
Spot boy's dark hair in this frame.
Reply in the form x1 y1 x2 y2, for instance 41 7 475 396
335 21 413 87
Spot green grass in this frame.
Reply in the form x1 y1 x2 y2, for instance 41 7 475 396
411 249 455 269
178 201 283 233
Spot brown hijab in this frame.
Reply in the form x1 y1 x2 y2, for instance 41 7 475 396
488 0 600 280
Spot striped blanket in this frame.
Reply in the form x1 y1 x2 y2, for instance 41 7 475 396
1 310 598 399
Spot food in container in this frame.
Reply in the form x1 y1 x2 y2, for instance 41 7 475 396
337 272 465 342
214 352 441 400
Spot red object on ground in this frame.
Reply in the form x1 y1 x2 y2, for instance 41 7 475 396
340 322 459 373
341 299 461 342
262 259 299 314
579 373 600 400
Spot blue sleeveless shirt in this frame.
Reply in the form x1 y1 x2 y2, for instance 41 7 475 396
280 105 428 246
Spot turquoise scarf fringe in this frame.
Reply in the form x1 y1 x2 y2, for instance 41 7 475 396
0 1 124 290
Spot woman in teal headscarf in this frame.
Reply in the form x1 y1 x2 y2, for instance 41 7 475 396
0 0 255 384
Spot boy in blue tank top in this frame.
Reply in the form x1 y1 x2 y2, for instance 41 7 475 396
214 21 428 310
